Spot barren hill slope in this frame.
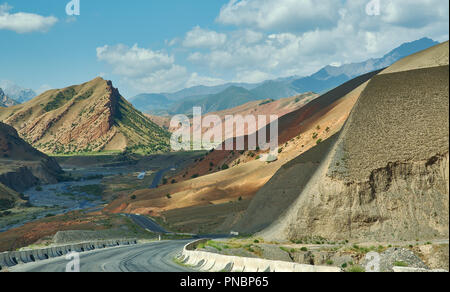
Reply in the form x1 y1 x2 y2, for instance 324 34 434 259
0 77 170 155
253 42 449 242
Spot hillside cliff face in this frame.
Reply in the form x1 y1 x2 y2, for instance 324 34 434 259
240 42 449 242
0 122 63 209
0 77 170 154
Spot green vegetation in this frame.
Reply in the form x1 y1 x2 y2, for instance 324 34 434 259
115 97 170 155
35 186 43 192
394 261 409 267
70 184 104 197
44 87 76 112
316 139 323 145
347 265 365 273
221 164 229 170
259 99 275 106
166 194 172 199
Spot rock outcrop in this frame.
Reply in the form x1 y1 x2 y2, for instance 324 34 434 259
0 89 17 108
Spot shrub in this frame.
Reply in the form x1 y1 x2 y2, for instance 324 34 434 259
191 174 199 179
347 265 365 273
130 195 137 200
221 164 229 170
300 247 308 252
171 179 176 184
35 186 43 192
316 139 323 145
326 260 334 265
166 194 172 199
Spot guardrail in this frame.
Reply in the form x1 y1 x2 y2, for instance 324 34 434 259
177 239 343 272
0 239 137 271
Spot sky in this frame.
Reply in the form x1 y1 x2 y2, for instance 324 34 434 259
0 0 449 98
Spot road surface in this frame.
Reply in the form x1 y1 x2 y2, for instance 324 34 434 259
149 166 175 189
124 214 169 234
9 240 194 272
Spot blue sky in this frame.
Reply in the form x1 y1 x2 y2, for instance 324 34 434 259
1 0 449 98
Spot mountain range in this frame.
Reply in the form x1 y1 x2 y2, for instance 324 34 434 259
130 37 439 115
0 80 36 104
0 88 18 107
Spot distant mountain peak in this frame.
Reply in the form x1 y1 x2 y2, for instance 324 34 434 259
0 80 36 104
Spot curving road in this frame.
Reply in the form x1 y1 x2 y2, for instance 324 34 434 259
9 240 194 272
124 214 169 234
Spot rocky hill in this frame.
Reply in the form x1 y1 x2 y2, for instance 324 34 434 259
238 41 449 242
0 89 18 107
0 77 170 155
0 80 36 104
0 122 63 209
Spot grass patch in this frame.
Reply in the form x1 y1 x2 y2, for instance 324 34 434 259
347 265 365 273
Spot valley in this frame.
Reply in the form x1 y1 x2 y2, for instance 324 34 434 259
0 37 448 273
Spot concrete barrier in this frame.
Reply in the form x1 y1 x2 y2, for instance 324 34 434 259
0 238 138 269
393 267 448 272
179 239 342 273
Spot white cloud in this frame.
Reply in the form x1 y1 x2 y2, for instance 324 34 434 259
217 0 341 32
96 43 224 93
382 0 449 28
96 44 174 78
183 26 227 48
0 3 58 33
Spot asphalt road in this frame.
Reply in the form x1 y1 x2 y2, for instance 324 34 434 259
125 214 169 234
149 165 175 189
9 240 194 272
